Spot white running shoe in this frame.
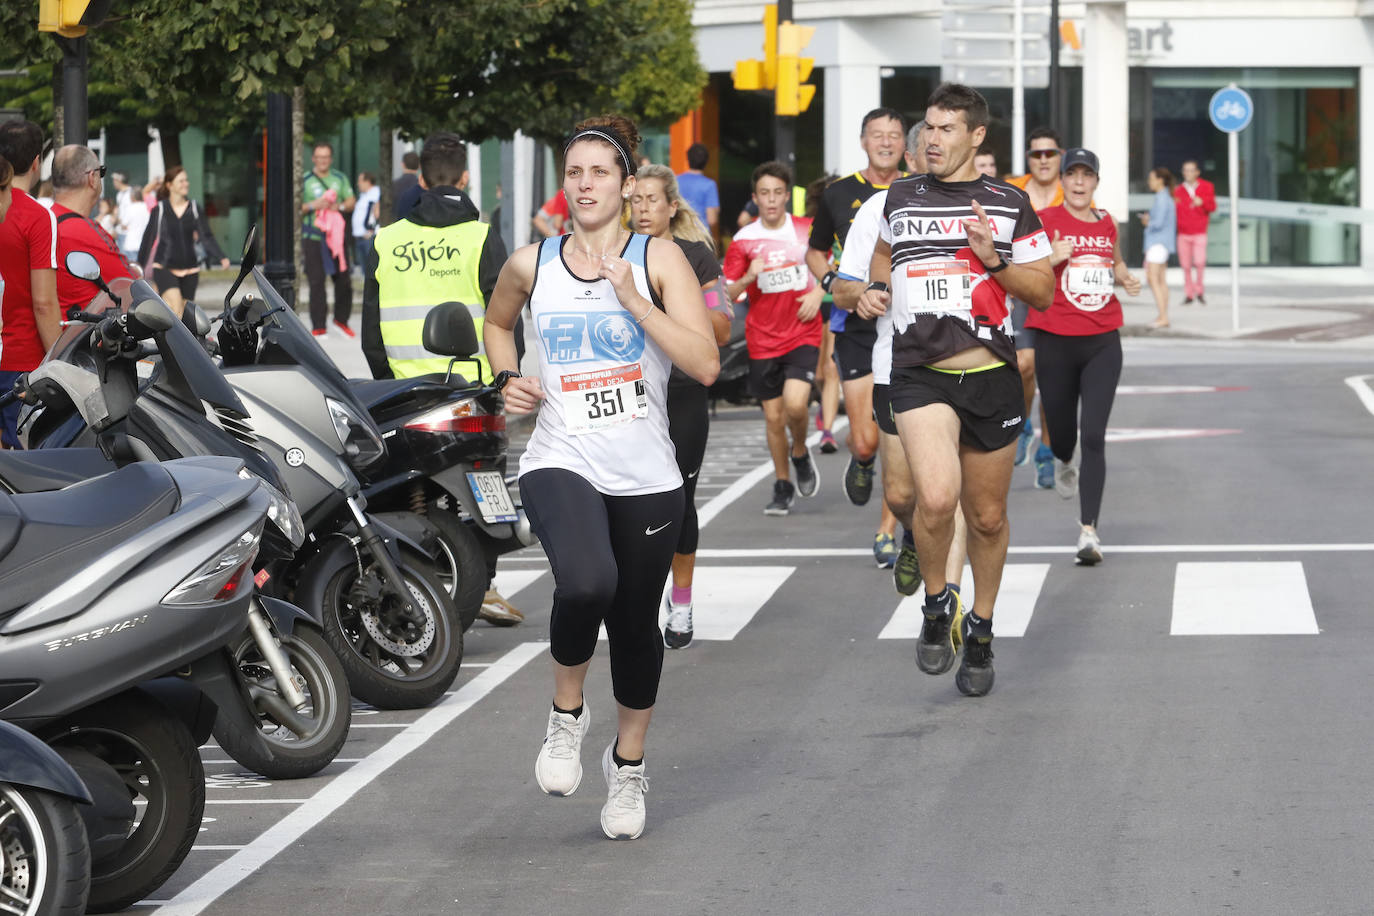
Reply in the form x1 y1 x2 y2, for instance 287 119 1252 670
600 742 649 840
1055 444 1081 500
1076 526 1103 565
535 703 590 796
663 598 693 649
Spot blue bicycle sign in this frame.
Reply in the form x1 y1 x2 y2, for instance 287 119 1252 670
1209 85 1253 133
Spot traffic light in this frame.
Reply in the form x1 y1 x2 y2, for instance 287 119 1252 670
38 0 113 38
775 22 816 117
732 4 778 92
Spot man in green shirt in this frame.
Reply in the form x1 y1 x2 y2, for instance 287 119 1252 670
301 141 356 336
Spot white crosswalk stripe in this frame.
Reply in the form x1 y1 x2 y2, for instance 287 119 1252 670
1170 561 1319 635
877 564 1050 639
496 560 1324 641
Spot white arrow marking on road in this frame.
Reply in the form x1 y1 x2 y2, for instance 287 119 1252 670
1171 562 1318 635
1344 374 1374 417
878 564 1050 639
1105 427 1241 443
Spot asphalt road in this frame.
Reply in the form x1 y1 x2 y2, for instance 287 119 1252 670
129 341 1374 916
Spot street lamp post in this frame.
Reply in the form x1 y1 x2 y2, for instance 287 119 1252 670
264 92 295 306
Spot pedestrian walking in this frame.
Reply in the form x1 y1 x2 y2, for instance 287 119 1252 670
1173 159 1216 305
482 115 718 840
631 163 734 650
1032 148 1141 565
112 171 150 265
675 143 720 241
352 171 380 276
392 150 421 221
137 164 229 317
864 83 1054 697
723 161 825 516
301 142 356 336
1139 166 1176 329
0 120 60 449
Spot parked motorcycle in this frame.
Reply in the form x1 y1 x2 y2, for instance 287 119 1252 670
0 434 285 910
9 262 351 778
350 302 536 631
0 719 91 915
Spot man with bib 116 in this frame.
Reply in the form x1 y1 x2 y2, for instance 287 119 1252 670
860 83 1053 697
723 161 825 517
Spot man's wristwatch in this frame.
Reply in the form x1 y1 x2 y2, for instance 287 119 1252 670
865 281 890 294
820 270 838 293
492 370 521 392
985 256 1009 274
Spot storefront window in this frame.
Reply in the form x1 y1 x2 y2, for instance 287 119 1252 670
1126 67 1359 266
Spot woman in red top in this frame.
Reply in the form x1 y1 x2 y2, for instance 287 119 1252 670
1028 148 1141 565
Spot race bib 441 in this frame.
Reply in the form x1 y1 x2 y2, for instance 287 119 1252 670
560 363 649 436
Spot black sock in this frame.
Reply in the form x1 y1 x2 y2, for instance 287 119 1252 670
901 528 915 548
857 456 875 468
553 701 583 719
966 613 993 635
924 586 950 614
612 741 642 768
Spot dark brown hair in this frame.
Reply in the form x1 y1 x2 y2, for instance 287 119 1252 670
568 115 641 180
751 160 792 191
0 153 12 192
927 82 990 132
1150 166 1175 188
158 165 186 200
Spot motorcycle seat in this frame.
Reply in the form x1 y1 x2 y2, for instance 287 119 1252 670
0 462 181 619
0 448 117 494
349 374 477 411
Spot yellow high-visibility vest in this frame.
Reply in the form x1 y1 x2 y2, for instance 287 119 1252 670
373 218 491 380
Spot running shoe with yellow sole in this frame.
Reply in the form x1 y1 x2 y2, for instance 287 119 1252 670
915 587 962 675
873 532 897 569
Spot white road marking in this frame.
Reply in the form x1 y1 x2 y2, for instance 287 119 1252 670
1117 385 1247 394
1105 427 1242 443
190 846 245 852
202 799 310 805
659 566 795 640
1344 374 1374 417
491 568 546 599
1171 562 1319 635
695 420 847 530
154 641 546 915
686 544 1374 557
878 565 1050 639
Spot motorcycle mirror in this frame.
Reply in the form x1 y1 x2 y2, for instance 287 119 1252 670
64 251 102 281
130 297 178 335
182 301 212 338
420 302 479 358
224 224 259 310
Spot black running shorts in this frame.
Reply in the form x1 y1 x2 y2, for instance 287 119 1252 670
872 382 897 436
749 345 819 401
833 326 877 381
888 363 1025 452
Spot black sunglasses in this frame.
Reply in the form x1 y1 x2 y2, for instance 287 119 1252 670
88 164 107 179
1027 149 1062 161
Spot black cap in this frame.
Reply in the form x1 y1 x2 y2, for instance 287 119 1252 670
1061 148 1099 175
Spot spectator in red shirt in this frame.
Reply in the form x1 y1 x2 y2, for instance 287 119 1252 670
0 120 59 449
531 190 569 238
51 145 136 315
1173 159 1216 305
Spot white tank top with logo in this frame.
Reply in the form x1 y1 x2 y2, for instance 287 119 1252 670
518 233 681 496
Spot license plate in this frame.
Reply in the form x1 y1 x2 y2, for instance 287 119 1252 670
466 470 518 524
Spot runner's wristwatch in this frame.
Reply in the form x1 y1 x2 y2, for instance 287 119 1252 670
493 370 521 392
865 281 889 294
985 256 1009 274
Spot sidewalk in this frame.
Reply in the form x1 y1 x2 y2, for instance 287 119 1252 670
1119 266 1374 347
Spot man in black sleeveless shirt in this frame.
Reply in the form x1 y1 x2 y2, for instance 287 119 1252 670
860 83 1053 697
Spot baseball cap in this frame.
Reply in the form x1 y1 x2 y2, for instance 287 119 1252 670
1060 148 1099 175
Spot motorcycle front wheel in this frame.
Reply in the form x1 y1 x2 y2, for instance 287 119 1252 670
213 622 352 779
41 692 204 913
311 547 463 710
0 782 90 915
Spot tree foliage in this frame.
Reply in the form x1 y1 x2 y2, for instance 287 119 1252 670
1 0 706 147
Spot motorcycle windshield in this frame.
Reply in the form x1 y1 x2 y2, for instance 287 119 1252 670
249 268 373 420
125 281 250 416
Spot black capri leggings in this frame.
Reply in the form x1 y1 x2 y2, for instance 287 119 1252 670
666 382 709 556
520 468 684 710
1033 329 1122 528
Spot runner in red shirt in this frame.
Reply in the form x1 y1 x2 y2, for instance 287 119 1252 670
50 144 136 315
0 120 60 448
723 161 824 515
1031 148 1142 565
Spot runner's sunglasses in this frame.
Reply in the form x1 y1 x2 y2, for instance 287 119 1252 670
1027 149 1062 161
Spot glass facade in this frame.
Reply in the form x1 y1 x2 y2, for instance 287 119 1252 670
1125 67 1360 267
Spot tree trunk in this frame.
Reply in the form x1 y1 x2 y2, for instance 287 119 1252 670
291 85 305 310
155 117 183 170
378 120 394 227
51 66 64 150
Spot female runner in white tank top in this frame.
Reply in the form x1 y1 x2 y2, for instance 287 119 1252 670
483 116 718 840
